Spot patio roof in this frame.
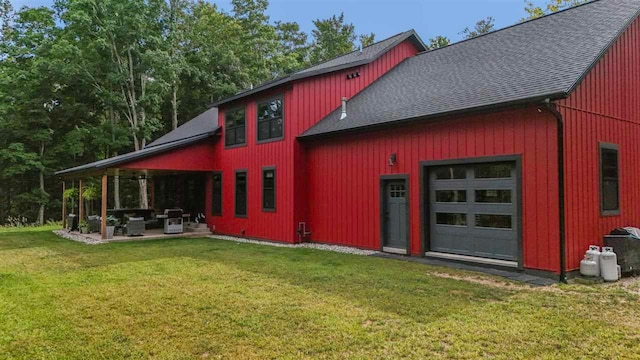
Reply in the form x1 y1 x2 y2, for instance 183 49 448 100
56 108 220 178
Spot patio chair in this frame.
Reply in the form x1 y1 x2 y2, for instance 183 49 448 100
87 215 101 233
124 217 145 236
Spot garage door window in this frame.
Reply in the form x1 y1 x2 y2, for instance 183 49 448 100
434 166 466 180
475 190 511 203
435 190 467 202
474 163 512 178
475 214 512 229
436 213 467 226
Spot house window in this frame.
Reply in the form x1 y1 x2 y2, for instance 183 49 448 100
257 97 283 141
235 171 247 217
211 172 222 216
225 107 246 147
262 168 276 211
600 143 620 215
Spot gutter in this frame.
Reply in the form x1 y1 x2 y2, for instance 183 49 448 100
543 99 567 283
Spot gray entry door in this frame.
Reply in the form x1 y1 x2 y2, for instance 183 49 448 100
383 180 408 251
429 162 518 261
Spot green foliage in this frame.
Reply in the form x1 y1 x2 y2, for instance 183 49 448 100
82 183 100 201
523 0 588 20
359 32 375 48
461 16 495 39
428 35 451 50
106 215 118 226
310 13 356 64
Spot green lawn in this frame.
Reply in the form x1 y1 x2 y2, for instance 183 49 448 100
1 230 639 359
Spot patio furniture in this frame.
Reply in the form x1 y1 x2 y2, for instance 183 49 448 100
87 215 101 233
163 209 184 234
123 216 145 236
67 214 78 232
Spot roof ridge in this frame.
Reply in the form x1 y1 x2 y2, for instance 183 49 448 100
296 30 409 72
417 0 601 57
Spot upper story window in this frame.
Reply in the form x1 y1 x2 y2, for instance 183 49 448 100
225 107 246 147
600 143 620 215
257 97 283 142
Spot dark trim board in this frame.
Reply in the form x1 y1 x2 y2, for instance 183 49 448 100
379 174 411 255
419 155 524 270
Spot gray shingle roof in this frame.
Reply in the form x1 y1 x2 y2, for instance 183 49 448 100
56 108 220 177
210 30 426 107
295 32 413 75
302 0 640 138
147 107 218 148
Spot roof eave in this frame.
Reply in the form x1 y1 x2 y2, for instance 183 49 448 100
209 31 426 108
55 129 220 178
298 92 568 141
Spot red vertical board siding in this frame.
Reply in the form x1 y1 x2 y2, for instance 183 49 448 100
305 107 561 273
206 40 420 242
120 142 217 171
558 16 640 271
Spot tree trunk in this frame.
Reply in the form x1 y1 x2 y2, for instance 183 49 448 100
38 169 45 225
138 179 149 209
37 142 47 225
172 84 178 129
113 168 121 209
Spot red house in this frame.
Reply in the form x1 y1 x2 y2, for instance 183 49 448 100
57 0 640 280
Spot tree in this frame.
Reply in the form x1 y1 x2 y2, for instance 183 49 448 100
231 0 278 86
359 33 375 48
523 0 587 20
309 13 357 64
0 7 61 224
179 1 246 113
461 16 495 39
58 0 168 208
163 0 192 130
273 20 308 75
428 35 450 50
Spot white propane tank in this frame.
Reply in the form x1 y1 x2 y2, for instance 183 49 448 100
580 254 599 277
600 247 619 282
586 245 602 276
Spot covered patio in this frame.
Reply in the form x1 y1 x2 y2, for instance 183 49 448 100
54 108 220 241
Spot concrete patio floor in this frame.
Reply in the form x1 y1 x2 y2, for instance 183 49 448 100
55 225 212 244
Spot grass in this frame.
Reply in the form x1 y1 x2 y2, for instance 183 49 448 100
1 229 640 359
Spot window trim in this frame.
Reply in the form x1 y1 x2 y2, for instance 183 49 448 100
262 166 276 212
256 95 285 144
599 142 620 216
224 106 247 148
234 169 248 218
211 171 223 217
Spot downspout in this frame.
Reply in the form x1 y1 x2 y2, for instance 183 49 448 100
543 99 567 283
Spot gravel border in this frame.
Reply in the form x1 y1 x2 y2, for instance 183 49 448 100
52 230 106 245
209 235 378 256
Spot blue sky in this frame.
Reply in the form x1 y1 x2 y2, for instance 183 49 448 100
11 0 548 43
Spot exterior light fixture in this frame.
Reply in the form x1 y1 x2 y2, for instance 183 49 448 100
388 153 397 167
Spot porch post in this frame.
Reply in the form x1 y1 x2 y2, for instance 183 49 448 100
61 181 67 229
78 179 84 221
101 174 107 239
